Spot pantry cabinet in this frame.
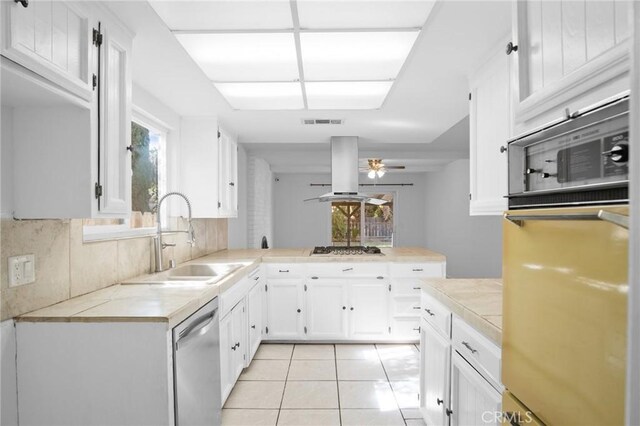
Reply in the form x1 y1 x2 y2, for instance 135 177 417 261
1 0 93 101
510 0 631 131
468 42 511 216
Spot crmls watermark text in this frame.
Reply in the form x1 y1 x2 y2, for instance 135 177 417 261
482 411 535 424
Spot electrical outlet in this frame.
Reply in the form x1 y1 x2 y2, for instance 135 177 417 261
8 255 35 287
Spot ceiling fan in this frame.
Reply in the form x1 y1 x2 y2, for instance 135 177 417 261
362 159 406 179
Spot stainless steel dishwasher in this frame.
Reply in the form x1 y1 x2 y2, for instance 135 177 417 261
173 297 221 426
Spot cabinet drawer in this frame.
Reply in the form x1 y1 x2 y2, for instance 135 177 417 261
307 263 388 278
392 296 421 316
265 264 305 278
391 279 423 296
220 275 251 317
452 316 501 386
390 262 444 278
421 291 451 338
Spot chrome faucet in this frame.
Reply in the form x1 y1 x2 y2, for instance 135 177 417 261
154 192 195 272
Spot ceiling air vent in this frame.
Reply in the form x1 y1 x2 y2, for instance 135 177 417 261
302 119 344 125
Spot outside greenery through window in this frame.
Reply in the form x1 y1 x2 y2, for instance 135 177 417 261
331 194 394 247
130 121 161 228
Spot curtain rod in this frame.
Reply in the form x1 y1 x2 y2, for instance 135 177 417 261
309 183 414 187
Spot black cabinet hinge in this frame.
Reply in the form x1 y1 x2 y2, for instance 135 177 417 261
92 26 103 47
304 326 307 334
265 284 268 291
218 201 221 208
388 326 391 333
92 74 97 90
217 130 221 139
265 326 269 334
388 284 391 292
94 183 103 199
304 284 307 291
468 92 472 101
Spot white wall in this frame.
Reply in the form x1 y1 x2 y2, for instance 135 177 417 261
247 156 274 248
1 107 13 219
424 159 502 278
272 172 428 248
1 320 18 426
228 144 248 249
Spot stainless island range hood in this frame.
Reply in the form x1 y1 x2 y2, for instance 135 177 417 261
305 136 387 205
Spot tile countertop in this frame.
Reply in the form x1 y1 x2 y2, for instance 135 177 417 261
421 278 502 346
17 247 445 327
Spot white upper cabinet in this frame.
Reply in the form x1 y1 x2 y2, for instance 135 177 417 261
1 0 93 101
469 40 511 216
5 4 133 219
180 120 239 218
510 0 631 132
218 128 238 218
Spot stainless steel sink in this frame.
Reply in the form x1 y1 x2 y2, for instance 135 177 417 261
121 263 244 285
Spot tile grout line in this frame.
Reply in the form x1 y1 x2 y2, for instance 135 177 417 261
375 344 409 426
334 344 342 426
275 344 295 426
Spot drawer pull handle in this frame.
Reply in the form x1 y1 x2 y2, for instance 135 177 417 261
311 276 319 280
412 268 423 272
437 398 443 406
413 287 421 290
413 306 421 310
279 269 289 273
377 276 384 280
254 276 259 281
413 327 421 332
343 268 353 272
14 0 29 7
251 325 256 329
462 341 478 354
424 308 435 316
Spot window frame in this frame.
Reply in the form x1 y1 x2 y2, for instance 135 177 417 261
83 106 170 242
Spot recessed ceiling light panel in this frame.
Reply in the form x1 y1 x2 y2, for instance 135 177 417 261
215 82 304 110
300 31 419 81
175 33 299 81
297 0 436 29
306 81 393 109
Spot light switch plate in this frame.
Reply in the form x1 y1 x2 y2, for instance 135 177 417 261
8 254 35 287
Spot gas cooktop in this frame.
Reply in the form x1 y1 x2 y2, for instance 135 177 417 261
311 246 383 256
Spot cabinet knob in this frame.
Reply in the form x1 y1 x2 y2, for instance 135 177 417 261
126 145 134 152
297 309 301 313
350 307 354 311
231 346 236 351
500 145 508 153
446 408 453 416
342 306 346 310
229 182 235 187
14 0 29 7
506 42 518 55
251 325 256 329
437 398 444 406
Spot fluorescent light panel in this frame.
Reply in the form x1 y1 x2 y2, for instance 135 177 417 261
175 33 299 81
300 31 419 81
297 0 435 29
214 82 304 110
306 81 393 110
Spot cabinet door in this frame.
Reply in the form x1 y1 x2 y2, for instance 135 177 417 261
95 17 131 217
450 351 501 426
1 0 92 100
420 319 451 426
218 128 238 218
469 44 510 216
305 279 348 340
231 300 246 382
265 280 304 340
348 280 390 339
219 312 234 404
247 282 263 364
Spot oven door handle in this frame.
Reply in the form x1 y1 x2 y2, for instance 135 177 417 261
504 210 628 230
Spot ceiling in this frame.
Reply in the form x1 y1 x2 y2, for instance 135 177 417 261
108 1 511 172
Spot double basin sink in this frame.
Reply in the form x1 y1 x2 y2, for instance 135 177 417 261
122 263 246 286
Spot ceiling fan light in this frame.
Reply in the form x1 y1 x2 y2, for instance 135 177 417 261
368 170 377 179
377 169 386 178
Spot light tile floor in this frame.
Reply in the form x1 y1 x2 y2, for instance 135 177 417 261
223 343 426 426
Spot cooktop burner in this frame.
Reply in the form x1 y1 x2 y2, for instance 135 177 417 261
311 246 383 255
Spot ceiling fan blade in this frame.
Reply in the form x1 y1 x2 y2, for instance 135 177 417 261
385 166 406 169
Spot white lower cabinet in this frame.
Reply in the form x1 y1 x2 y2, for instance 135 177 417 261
246 280 263 364
420 290 502 426
265 279 304 339
306 279 348 339
349 280 390 339
420 318 451 426
220 299 246 404
450 351 501 426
